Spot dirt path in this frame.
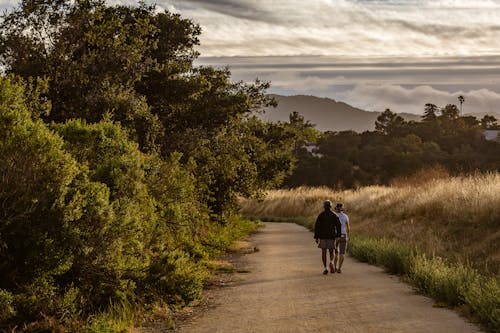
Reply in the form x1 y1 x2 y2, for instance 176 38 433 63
177 223 481 333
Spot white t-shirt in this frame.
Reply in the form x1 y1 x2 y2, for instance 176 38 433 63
335 212 349 235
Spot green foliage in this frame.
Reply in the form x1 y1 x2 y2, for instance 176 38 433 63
286 102 500 188
410 256 476 306
1 0 294 329
147 250 207 305
409 255 500 331
375 108 406 135
1 0 296 217
348 235 500 332
0 76 79 288
0 289 15 322
1 0 200 150
464 278 500 331
349 236 415 275
481 115 500 130
86 300 136 333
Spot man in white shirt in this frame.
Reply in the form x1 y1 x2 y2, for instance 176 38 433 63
334 203 350 273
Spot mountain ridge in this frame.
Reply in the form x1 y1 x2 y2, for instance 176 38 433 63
262 94 498 132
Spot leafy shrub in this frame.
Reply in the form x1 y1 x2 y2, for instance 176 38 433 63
464 277 500 331
349 236 415 274
0 76 79 289
146 250 208 305
409 256 476 306
0 289 15 322
348 233 500 331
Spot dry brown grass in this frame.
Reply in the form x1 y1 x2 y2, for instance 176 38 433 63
240 172 500 274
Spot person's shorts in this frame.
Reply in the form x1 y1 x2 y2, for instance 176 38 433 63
335 236 348 255
317 239 335 249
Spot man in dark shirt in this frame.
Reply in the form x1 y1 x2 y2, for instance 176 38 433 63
314 200 342 274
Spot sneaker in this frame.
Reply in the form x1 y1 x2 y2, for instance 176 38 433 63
329 263 335 273
323 269 328 275
337 268 342 273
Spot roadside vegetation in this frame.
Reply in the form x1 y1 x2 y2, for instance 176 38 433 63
0 1 305 331
240 171 500 331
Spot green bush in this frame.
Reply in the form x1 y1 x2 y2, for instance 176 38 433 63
464 277 500 331
350 236 415 275
0 75 262 330
146 250 208 305
348 233 500 332
0 76 79 289
0 289 15 322
409 256 476 306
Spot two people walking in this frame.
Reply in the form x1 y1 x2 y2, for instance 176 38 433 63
314 200 350 274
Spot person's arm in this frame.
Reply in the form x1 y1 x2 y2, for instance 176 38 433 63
346 216 350 239
336 216 342 238
314 215 319 241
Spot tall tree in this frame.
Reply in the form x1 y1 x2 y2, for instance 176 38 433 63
440 104 460 120
458 95 465 115
1 1 201 150
422 103 439 121
375 108 405 135
0 0 295 217
481 115 499 129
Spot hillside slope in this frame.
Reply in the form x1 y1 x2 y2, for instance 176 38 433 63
262 94 499 132
262 94 420 132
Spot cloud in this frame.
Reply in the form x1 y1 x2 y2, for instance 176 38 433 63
196 55 500 89
0 0 19 11
3 0 500 57
168 0 277 22
157 0 500 57
340 84 500 115
195 55 500 116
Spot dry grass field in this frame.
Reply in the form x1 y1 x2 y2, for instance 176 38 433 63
240 171 500 274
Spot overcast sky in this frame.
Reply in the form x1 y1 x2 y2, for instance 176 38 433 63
2 0 500 115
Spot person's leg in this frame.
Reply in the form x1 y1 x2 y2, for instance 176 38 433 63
333 239 339 270
337 238 347 273
338 254 344 270
321 248 327 273
328 248 335 273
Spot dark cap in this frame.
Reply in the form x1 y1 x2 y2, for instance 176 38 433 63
335 203 344 211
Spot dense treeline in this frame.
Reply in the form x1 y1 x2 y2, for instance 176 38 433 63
285 106 500 188
0 1 305 330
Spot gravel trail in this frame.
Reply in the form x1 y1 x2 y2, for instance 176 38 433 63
177 222 481 333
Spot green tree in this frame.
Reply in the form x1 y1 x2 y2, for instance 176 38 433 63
1 0 293 218
422 103 439 121
458 95 465 115
375 108 406 135
1 1 200 150
481 115 499 129
440 104 460 120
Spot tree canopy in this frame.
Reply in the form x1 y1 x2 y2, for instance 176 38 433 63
0 1 305 329
285 104 500 188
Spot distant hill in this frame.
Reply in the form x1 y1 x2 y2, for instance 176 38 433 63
261 94 421 132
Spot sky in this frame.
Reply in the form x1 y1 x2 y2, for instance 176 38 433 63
2 0 500 115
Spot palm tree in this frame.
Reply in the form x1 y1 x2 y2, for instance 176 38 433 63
458 95 465 115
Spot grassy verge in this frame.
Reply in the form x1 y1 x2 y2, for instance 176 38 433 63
349 235 499 332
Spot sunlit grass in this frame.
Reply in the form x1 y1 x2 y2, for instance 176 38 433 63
240 172 500 332
241 172 500 274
